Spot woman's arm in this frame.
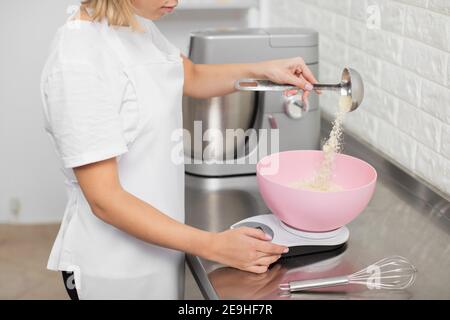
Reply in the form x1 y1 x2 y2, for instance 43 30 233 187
182 55 318 103
74 158 288 274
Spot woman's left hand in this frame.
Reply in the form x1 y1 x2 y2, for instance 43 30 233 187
257 57 319 104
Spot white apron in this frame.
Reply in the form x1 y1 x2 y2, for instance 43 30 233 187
47 18 186 300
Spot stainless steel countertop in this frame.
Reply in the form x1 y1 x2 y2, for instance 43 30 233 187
185 118 450 300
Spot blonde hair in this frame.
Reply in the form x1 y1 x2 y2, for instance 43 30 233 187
81 0 143 31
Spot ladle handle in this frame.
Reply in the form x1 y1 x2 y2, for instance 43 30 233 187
235 79 342 92
313 83 342 91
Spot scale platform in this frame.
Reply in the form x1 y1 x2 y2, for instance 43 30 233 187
231 214 349 258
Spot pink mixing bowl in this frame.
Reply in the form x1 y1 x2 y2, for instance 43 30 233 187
257 150 377 232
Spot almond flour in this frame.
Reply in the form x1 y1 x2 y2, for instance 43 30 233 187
290 95 353 192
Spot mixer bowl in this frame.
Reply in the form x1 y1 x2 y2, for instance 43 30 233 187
257 150 377 232
183 92 257 161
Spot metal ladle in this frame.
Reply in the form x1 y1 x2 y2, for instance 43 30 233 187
235 67 364 112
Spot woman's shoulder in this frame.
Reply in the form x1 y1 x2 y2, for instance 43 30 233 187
43 21 118 77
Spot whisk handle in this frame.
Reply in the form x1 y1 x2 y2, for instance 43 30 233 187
280 276 350 293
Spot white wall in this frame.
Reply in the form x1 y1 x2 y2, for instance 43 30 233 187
267 0 450 197
0 0 77 223
156 0 260 54
156 8 257 55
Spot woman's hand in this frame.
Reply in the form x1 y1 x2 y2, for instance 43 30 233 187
257 57 319 104
207 227 289 274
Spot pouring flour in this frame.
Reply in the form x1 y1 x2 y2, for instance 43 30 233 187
290 95 353 192
236 67 364 192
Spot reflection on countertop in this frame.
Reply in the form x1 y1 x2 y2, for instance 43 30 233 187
185 119 450 300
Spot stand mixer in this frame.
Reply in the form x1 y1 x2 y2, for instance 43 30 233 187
184 28 321 177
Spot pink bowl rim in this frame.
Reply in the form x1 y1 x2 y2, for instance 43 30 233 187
257 150 378 194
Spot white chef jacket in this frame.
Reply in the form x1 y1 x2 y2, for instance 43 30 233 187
40 13 186 299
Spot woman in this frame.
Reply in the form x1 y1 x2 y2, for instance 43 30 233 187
40 0 318 300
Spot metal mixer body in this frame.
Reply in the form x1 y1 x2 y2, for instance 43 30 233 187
183 28 321 177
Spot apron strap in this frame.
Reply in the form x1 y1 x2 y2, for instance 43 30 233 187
100 19 137 68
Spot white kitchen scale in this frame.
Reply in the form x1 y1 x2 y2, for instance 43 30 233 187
231 214 349 258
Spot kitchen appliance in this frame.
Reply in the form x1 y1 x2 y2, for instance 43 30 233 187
236 67 365 112
279 256 417 293
183 28 320 177
231 150 377 256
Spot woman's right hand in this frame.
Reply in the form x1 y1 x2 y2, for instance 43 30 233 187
207 227 289 274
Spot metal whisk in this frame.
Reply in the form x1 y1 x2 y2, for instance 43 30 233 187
279 256 417 293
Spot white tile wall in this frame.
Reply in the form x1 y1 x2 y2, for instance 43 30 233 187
266 0 450 196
